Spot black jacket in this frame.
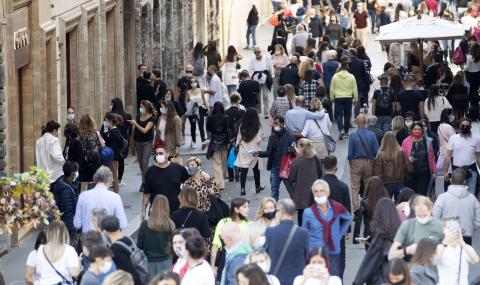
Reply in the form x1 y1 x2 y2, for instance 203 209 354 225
171 207 211 238
308 16 323 38
154 79 168 107
238 80 260 109
206 115 230 158
279 64 301 94
353 234 392 285
51 176 78 232
348 57 369 92
366 126 384 145
259 128 295 170
247 9 259 26
269 37 288 56
225 106 246 143
64 138 83 165
323 174 351 213
104 128 125 161
136 78 156 109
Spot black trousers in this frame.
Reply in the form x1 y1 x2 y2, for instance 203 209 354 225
240 162 260 189
118 158 125 181
410 170 431 196
187 107 207 143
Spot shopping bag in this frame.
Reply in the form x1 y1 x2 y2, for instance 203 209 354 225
227 148 237 168
278 155 294 179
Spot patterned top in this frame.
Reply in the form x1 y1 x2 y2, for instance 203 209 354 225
299 80 320 110
183 173 220 213
79 132 100 152
270 96 294 119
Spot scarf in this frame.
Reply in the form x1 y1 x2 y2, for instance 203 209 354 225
310 199 347 252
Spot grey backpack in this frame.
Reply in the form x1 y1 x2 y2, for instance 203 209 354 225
115 237 149 283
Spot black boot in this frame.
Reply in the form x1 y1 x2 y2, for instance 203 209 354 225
255 186 265 194
235 169 240 182
241 188 246 196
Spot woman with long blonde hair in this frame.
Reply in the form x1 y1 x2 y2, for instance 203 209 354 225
374 132 412 199
137 194 175 277
35 221 80 284
255 197 278 226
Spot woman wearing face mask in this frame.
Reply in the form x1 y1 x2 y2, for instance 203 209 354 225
302 179 351 278
436 108 455 190
325 15 343 47
206 102 230 190
171 187 211 240
255 197 278 227
156 100 182 164
395 187 415 222
67 107 77 124
183 157 219 214
185 77 208 149
409 238 439 285
245 251 280 285
181 234 215 285
102 113 124 193
388 196 444 260
63 122 83 166
211 197 250 278
136 195 175 277
424 85 452 134
171 228 200 280
110 98 133 187
383 259 412 285
271 45 289 99
219 45 243 95
302 97 332 158
293 248 342 285
419 119 440 158
164 89 184 117
401 122 436 195
127 100 156 192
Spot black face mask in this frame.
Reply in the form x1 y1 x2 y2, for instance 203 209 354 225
237 213 247 221
262 211 276 220
460 125 471 134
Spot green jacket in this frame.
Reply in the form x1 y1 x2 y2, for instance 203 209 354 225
330 70 358 100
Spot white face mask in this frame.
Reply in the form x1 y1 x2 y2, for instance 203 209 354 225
103 120 110 129
416 216 431 225
274 126 282 132
67 114 75 121
405 121 413 128
191 82 198 88
449 115 455 123
404 204 411 217
156 155 166 164
174 246 186 258
99 260 113 273
315 196 328 205
160 107 167 114
253 236 266 248
304 278 323 285
74 172 79 181
256 261 270 273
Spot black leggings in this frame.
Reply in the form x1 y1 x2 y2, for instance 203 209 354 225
240 162 260 189
188 107 206 143
118 158 125 181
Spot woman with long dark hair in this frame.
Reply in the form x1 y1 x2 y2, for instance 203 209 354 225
156 100 182 163
246 5 259 49
63 122 83 165
424 85 451 133
236 264 269 285
465 43 480 108
325 15 343 48
220 46 243 95
206 102 230 190
192 42 205 76
111 98 132 186
354 198 401 285
383 259 412 285
409 238 439 285
235 108 264 196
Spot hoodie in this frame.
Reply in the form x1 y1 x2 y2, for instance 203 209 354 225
330 70 358 100
221 242 252 285
432 184 480 236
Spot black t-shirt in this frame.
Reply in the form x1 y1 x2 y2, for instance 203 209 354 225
111 237 142 285
133 115 156 142
373 87 396 116
238 80 260 109
397 89 424 119
144 163 189 212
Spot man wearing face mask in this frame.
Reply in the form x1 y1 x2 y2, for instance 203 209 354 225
142 147 190 219
80 245 115 285
443 117 480 195
302 179 351 279
396 76 425 120
257 116 296 200
176 65 194 139
248 46 275 118
36 120 65 185
204 65 224 111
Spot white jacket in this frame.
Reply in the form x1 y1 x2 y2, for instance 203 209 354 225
35 133 65 182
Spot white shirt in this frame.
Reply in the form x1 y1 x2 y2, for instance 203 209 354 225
423 96 452 122
447 133 480 167
302 114 332 139
461 15 477 31
73 183 128 232
465 55 480 73
248 54 275 85
206 74 224 107
181 260 215 285
34 245 79 285
438 245 471 285
35 133 65 182
293 275 342 285
26 250 41 282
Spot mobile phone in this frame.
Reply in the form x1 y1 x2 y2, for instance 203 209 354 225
355 236 370 241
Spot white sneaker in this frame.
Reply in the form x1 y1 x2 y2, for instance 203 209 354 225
191 142 196 149
119 181 126 187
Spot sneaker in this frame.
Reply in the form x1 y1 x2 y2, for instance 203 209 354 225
338 132 344 140
255 186 265 193
244 46 250 50
201 140 209 150
344 133 349 138
119 181 127 187
191 141 196 149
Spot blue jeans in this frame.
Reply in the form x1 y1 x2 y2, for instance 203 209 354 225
227 84 237 95
331 39 338 47
354 90 368 117
246 25 257 46
272 1 281 12
369 11 376 33
377 115 392 133
328 254 342 279
334 98 353 134
385 182 404 200
467 170 477 195
270 166 294 200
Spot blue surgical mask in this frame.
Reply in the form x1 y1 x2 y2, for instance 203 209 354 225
139 107 146 114
188 166 199 176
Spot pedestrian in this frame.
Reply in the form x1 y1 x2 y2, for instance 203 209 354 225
235 108 264 196
127 100 156 192
136 70 156 110
246 5 259 49
308 9 323 44
142 147 189 216
257 116 296 200
270 86 294 120
225 93 245 182
205 65 224 112
330 60 358 140
79 114 105 154
352 3 370 47
245 251 281 285
137 195 175 277
204 41 222 71
292 24 309 54
409 238 439 285
436 218 480 285
424 85 452 133
32 221 80 285
325 15 343 47
353 198 401 285
265 198 310 285
74 166 128 233
237 70 260 110
183 157 219 213
388 196 444 260
184 77 208 149
191 42 205 77
63 122 83 166
171 228 198 280
110 98 132 187
302 97 333 158
248 47 274 119
419 119 440 160
78 245 114 285
322 50 340 96
384 259 412 285
220 222 252 285
176 65 193 138
271 45 290 98
299 69 320 110
433 168 480 245
366 116 384 145
51 161 79 242
348 114 379 214
394 112 413 145
396 188 415 222
66 106 77 124
206 102 230 190
255 197 278 227
269 29 288 57
372 74 398 133
36 120 65 184
302 179 351 278
220 46 243 95
401 122 436 195
289 138 323 225
182 235 215 285
102 216 142 285
102 113 124 193
148 272 180 285
285 96 326 137
103 271 134 285
347 49 370 116
293 248 342 285
443 117 480 195
152 69 167 108
156 100 182 163
374 132 412 198
278 54 301 94
211 197 250 278
171 187 211 239
396 75 425 120
236 264 269 285
24 231 47 285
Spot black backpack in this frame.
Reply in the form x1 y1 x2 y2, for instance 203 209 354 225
376 88 394 110
115 237 149 284
119 136 129 159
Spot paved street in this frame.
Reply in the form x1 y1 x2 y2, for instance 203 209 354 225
2 22 480 285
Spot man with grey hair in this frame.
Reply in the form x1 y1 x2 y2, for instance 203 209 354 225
322 50 340 96
91 208 109 232
366 115 384 145
248 46 274 118
265 198 309 285
347 48 370 117
74 166 127 233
